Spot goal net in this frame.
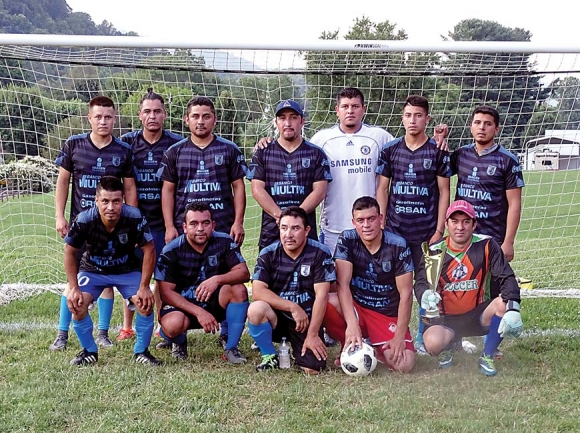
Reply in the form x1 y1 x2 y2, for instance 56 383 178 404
1 35 579 300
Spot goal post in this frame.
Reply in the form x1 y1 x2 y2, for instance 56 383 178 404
0 34 579 294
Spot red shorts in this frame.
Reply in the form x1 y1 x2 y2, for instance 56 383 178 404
354 302 415 352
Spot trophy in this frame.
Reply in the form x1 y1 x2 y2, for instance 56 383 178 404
420 241 446 327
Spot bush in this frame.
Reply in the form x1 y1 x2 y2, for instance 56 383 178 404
0 158 55 194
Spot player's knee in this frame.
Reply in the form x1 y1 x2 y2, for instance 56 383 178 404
101 287 114 298
247 301 271 324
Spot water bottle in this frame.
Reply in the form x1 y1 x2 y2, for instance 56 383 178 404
279 337 291 369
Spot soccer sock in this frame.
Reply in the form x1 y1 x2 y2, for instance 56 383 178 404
416 306 426 340
220 320 229 337
133 312 154 355
482 315 503 357
72 315 98 353
247 321 276 356
158 328 187 345
57 295 72 332
323 303 346 347
224 301 249 350
97 297 114 332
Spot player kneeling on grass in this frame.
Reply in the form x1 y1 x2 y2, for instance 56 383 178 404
65 176 159 366
247 206 336 374
155 202 250 364
323 196 416 373
421 200 523 376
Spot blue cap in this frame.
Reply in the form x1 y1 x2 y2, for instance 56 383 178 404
275 99 304 117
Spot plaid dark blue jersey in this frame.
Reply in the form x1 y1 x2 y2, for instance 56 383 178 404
334 229 414 317
121 129 184 231
65 204 152 274
55 133 134 220
154 231 246 304
158 136 248 233
450 144 525 244
252 239 336 317
247 139 332 248
377 137 452 244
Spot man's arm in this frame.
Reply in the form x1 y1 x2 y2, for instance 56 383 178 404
429 176 450 244
195 262 251 303
299 180 328 214
123 177 138 207
335 258 362 350
376 175 391 220
502 188 522 262
388 271 414 364
133 241 155 314
55 167 71 238
230 178 246 245
252 279 309 332
64 243 83 314
251 179 282 220
302 281 330 359
161 181 178 243
158 280 215 320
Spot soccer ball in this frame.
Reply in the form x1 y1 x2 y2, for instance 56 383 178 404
340 342 377 377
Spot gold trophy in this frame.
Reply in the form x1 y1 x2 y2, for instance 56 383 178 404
420 241 446 326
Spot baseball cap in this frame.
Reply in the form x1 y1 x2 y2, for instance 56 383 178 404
275 99 304 117
446 200 476 220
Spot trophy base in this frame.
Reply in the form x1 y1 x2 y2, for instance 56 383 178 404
420 315 444 327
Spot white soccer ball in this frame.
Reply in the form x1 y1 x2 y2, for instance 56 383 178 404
340 342 378 377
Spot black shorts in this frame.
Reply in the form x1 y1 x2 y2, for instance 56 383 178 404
272 310 326 372
434 300 492 341
159 286 226 330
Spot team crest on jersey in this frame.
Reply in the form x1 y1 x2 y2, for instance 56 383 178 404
381 261 392 273
208 255 218 267
300 265 311 276
112 156 121 166
302 159 311 168
423 159 432 169
360 145 371 155
215 155 224 165
487 165 497 176
452 263 468 280
118 233 128 244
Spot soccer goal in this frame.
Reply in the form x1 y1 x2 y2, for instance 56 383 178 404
0 34 579 301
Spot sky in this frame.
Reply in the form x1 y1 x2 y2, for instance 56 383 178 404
65 0 580 47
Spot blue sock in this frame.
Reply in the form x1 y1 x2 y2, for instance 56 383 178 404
220 320 229 337
416 305 426 340
72 315 98 353
483 315 503 357
224 302 249 350
159 327 186 345
58 295 72 332
133 312 154 354
247 321 276 356
97 297 114 331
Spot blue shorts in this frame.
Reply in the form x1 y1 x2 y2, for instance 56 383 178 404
77 271 141 301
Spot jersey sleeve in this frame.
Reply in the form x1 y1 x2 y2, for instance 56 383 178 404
488 238 521 303
247 148 265 181
120 148 135 178
376 145 393 178
223 238 246 269
64 217 87 249
436 148 453 178
504 155 525 190
313 148 332 183
333 232 353 262
251 250 271 283
54 138 74 172
154 247 179 283
229 146 249 182
449 148 460 176
394 243 414 277
313 248 336 283
158 147 178 183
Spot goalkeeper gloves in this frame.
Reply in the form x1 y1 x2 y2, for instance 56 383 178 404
498 300 523 338
421 290 442 311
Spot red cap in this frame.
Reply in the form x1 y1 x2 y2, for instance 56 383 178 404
446 200 476 220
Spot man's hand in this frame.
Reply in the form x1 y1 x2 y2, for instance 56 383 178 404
230 222 245 246
290 304 309 333
302 334 327 360
66 288 83 315
433 123 449 151
499 301 523 338
254 136 273 151
501 241 515 262
133 286 155 315
56 216 69 239
196 309 219 333
195 277 220 303
164 226 179 244
382 335 406 367
343 323 363 352
421 290 442 311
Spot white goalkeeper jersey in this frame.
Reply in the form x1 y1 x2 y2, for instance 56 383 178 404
310 123 393 234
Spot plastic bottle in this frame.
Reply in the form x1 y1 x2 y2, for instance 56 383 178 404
279 337 291 369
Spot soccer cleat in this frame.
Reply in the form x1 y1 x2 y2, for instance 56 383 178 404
49 334 68 351
493 349 503 360
323 329 337 347
117 328 136 341
461 340 478 354
70 348 98 366
414 340 428 356
96 333 114 348
438 350 454 369
250 341 259 351
216 334 228 350
256 354 280 372
155 340 171 350
222 347 247 364
134 349 162 366
171 341 188 360
479 355 497 376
